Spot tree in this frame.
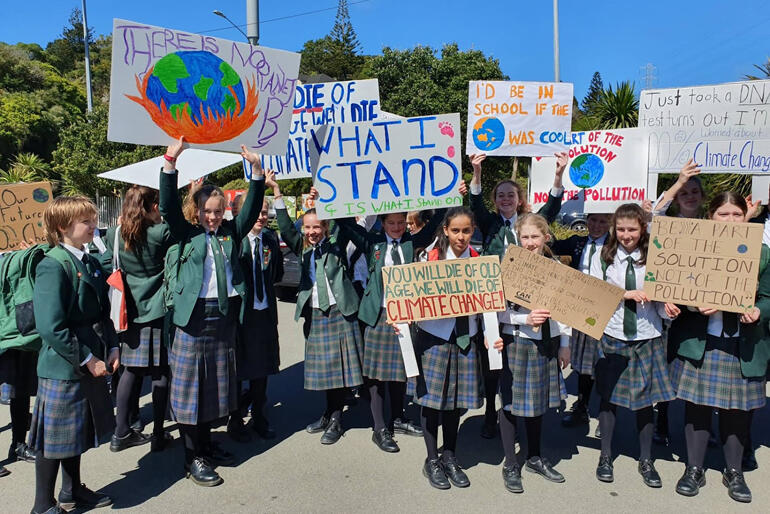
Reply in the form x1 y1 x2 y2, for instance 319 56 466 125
591 81 638 129
299 0 364 80
745 57 770 80
581 71 603 115
44 8 94 75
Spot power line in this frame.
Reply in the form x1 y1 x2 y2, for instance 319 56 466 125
639 63 657 89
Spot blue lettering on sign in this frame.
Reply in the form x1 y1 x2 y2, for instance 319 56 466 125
337 125 362 158
371 120 401 151
371 162 399 199
364 128 383 155
335 160 371 200
401 158 426 196
408 116 437 150
316 165 336 202
429 156 459 195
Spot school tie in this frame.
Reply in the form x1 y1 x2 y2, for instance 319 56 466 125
253 236 264 303
541 316 552 341
623 256 637 339
81 254 95 276
313 245 330 312
504 219 515 245
723 312 739 336
209 232 229 316
391 240 402 265
587 240 597 270
455 315 470 350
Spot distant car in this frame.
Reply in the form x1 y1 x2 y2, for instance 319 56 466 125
274 217 302 301
555 211 588 232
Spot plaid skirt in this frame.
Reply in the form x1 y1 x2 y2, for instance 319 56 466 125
237 308 280 380
676 336 766 411
121 318 168 369
304 306 364 391
500 335 566 417
362 311 406 382
570 331 600 377
595 335 675 411
408 329 483 411
169 298 239 425
28 376 115 459
0 348 38 398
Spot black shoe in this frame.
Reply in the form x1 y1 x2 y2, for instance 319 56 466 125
525 456 564 483
248 417 277 440
480 413 497 439
372 428 400 453
184 458 223 487
596 454 614 483
638 459 662 488
393 417 423 437
502 463 523 493
652 428 670 446
561 402 589 427
442 456 470 487
226 418 252 443
722 468 752 503
320 418 343 445
57 483 112 511
0 464 9 477
204 441 236 466
110 429 152 452
676 466 706 497
306 415 330 434
422 458 450 490
12 442 37 462
151 431 173 453
594 424 602 438
743 447 758 471
31 505 63 514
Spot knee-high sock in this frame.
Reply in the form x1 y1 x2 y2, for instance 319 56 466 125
368 380 386 432
115 367 138 437
250 377 268 420
499 409 518 467
179 424 199 464
421 407 440 461
60 455 81 495
577 374 594 406
719 409 750 471
483 370 500 419
684 402 711 468
388 381 406 425
525 416 543 459
441 409 460 458
151 374 169 436
599 400 617 457
10 394 30 445
636 406 654 461
130 371 143 423
326 388 345 420
33 456 60 513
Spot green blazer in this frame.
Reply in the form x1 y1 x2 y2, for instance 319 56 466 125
34 246 119 380
99 223 175 324
276 207 358 321
159 170 265 328
238 228 283 325
668 245 770 378
337 211 445 328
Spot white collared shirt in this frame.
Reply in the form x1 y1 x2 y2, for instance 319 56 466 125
347 215 377 285
247 231 268 311
580 233 608 278
381 234 406 308
706 311 741 338
310 237 337 309
199 230 238 299
498 305 571 347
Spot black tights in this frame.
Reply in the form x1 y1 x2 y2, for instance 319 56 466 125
179 422 212 465
599 401 654 460
10 394 31 445
420 407 460 461
684 402 749 470
115 367 169 437
232 377 269 422
367 379 406 431
483 369 500 421
499 410 543 466
577 374 594 405
324 388 347 420
33 455 81 512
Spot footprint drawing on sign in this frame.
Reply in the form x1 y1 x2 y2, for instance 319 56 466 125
439 121 454 138
447 146 456 158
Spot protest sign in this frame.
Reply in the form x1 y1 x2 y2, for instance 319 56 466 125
500 245 624 340
466 81 573 157
223 189 246 216
752 175 770 205
640 80 770 173
310 113 464 220
108 19 300 154
0 182 52 252
530 128 649 213
382 256 505 324
644 216 763 313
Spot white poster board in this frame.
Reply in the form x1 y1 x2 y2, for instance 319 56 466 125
466 81 573 156
530 128 650 213
640 80 770 173
752 175 770 205
309 113 463 219
108 19 300 154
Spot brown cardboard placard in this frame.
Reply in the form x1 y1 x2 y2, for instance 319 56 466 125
500 245 625 340
644 216 763 314
0 181 52 252
382 256 505 324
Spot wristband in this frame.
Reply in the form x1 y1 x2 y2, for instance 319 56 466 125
163 154 177 163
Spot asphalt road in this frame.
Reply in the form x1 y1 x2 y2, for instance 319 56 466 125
1 299 767 513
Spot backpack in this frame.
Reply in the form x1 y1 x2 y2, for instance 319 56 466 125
161 237 192 347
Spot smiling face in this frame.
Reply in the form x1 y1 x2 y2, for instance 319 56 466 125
614 217 643 253
494 182 519 219
406 212 423 234
443 214 474 257
675 179 704 218
382 213 407 240
303 212 325 246
586 214 610 239
519 222 550 254
711 202 745 223
199 194 225 232
61 215 97 248
251 199 269 234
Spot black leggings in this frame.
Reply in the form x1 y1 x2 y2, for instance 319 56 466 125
684 402 750 470
420 407 460 461
179 422 213 465
324 388 347 420
10 394 31 445
499 410 543 466
115 366 169 437
33 454 81 513
367 379 406 432
599 401 655 461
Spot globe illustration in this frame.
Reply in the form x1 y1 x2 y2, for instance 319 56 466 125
472 117 505 151
569 153 605 188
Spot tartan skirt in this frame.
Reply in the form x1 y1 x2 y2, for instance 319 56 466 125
570 331 600 377
595 335 675 411
121 318 168 369
500 335 566 417
28 376 115 459
408 329 483 411
0 348 38 398
237 308 280 380
169 298 239 425
362 310 406 383
304 306 364 391
676 336 766 411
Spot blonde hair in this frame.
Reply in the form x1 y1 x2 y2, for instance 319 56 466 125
514 213 553 257
44 196 98 246
182 184 226 225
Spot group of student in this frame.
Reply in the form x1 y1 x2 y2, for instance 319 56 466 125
0 133 768 512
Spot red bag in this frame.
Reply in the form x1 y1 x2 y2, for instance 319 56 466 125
107 227 128 333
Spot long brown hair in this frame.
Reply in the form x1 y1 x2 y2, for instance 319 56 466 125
707 191 747 218
601 203 649 265
490 180 530 216
431 207 475 260
120 185 159 251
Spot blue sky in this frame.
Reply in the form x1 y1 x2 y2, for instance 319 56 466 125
2 0 769 101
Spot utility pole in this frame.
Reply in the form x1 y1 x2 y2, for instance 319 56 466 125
553 0 560 82
246 0 259 45
81 0 93 112
640 63 657 89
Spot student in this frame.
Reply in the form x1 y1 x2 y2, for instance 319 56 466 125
0 349 38 466
227 183 283 441
272 181 363 446
492 213 571 493
469 152 566 438
594 203 678 487
406 210 431 236
553 213 611 431
669 193 770 503
159 137 265 487
410 207 489 490
653 158 704 218
29 196 118 513
100 186 175 454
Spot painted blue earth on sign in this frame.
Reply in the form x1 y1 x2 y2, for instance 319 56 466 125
472 116 505 151
569 153 604 188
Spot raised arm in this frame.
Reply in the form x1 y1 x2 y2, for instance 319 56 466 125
233 145 266 240
270 173 303 256
652 159 700 216
468 153 497 238
536 151 567 223
159 137 194 242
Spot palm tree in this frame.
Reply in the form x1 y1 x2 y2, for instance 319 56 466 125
10 152 51 179
0 166 41 184
591 81 638 129
745 57 770 80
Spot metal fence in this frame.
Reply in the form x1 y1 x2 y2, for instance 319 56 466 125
96 192 122 228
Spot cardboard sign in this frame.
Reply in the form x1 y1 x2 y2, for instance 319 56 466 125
0 182 52 252
310 113 464 220
382 256 505 323
259 79 382 180
530 128 650 213
500 245 625 340
640 80 770 173
108 19 300 154
466 81 573 157
644 216 763 313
